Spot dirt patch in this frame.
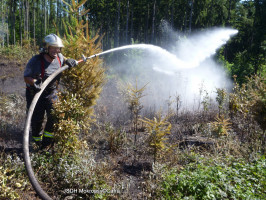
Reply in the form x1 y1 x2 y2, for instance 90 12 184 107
0 58 26 95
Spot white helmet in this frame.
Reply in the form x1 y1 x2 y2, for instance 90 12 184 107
40 34 64 53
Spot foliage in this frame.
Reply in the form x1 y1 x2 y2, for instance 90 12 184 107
31 149 111 199
121 80 147 145
229 74 266 132
246 75 266 132
104 123 127 153
0 166 20 199
211 114 232 137
160 156 266 200
216 88 227 117
0 153 29 200
52 1 105 154
201 90 210 113
142 114 171 163
0 43 37 63
52 92 84 153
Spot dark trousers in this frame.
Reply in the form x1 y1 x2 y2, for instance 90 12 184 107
26 88 58 139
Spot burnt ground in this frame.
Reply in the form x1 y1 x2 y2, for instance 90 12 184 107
0 58 26 151
0 58 26 95
0 58 42 199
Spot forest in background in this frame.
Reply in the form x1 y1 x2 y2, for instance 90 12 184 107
0 0 265 83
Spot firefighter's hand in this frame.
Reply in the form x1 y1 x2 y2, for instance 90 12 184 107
33 79 41 93
33 82 41 93
65 58 77 69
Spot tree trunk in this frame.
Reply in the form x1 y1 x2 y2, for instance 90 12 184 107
13 0 16 45
7 20 9 45
114 0 120 47
130 0 134 43
27 0 29 39
184 9 187 33
9 0 15 45
1 2 4 46
188 0 194 34
152 0 156 44
23 0 29 40
171 0 174 28
145 4 149 43
44 0 46 36
227 0 232 25
33 1 36 46
57 0 60 33
125 0 130 44
23 0 27 40
145 4 150 43
20 0 22 45
24 0 27 40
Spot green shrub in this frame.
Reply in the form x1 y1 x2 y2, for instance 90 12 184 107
0 166 20 200
0 42 37 63
159 156 266 200
142 114 171 163
0 154 29 200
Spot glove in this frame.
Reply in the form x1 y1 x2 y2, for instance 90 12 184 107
32 78 42 93
33 82 41 93
65 58 77 69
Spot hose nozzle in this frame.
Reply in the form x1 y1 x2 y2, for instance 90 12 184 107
77 54 87 64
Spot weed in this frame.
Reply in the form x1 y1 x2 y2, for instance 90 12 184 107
175 94 182 117
211 115 232 137
201 90 210 114
0 153 30 199
104 123 127 153
159 156 266 200
0 43 37 63
216 88 227 117
229 75 265 152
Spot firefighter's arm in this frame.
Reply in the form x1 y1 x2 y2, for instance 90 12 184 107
24 76 36 86
24 77 41 92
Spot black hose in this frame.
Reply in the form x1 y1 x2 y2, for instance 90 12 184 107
23 65 69 200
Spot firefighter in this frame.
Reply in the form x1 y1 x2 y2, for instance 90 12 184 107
24 34 77 148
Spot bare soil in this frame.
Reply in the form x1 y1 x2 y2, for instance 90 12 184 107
0 58 26 149
0 58 26 95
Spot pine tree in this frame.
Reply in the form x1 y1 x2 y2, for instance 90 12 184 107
53 0 105 153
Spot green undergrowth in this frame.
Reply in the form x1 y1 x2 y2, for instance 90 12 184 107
159 155 266 200
0 153 30 200
31 149 113 199
0 43 37 63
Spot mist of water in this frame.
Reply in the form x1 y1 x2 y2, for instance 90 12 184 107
99 26 238 114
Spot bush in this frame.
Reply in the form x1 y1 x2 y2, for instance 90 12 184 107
159 156 266 200
0 42 37 63
0 154 29 200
